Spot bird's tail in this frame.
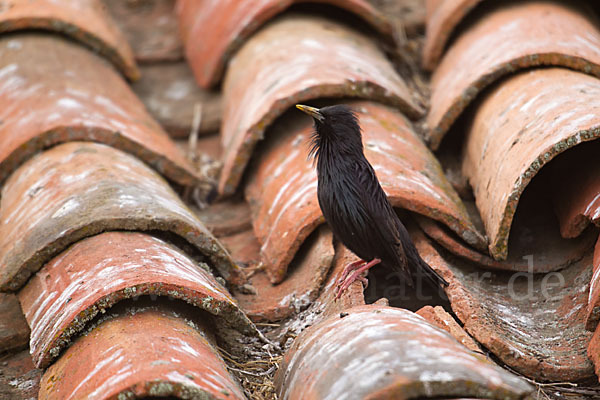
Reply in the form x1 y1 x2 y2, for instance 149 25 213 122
404 235 449 288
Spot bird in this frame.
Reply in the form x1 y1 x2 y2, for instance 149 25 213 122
295 104 449 299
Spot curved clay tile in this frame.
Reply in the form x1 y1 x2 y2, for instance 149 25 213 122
39 307 245 400
414 226 595 382
18 232 258 369
0 142 242 292
218 14 424 196
586 237 600 331
0 33 202 189
462 68 600 261
275 305 532 399
422 0 482 71
0 0 138 80
246 101 483 284
427 1 600 149
225 226 334 322
176 0 393 89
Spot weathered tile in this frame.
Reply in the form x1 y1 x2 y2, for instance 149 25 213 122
195 199 253 237
225 226 334 322
416 305 481 353
427 1 600 149
0 0 138 80
18 231 257 369
0 34 202 189
131 62 222 138
219 14 424 196
0 142 241 292
422 0 482 70
0 293 29 353
39 307 245 400
275 305 532 399
246 101 483 284
586 236 600 331
462 68 600 261
176 0 394 89
0 350 41 400
103 0 182 62
551 143 600 239
413 225 595 381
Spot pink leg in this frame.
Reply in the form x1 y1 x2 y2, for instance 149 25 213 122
337 259 366 285
335 258 381 300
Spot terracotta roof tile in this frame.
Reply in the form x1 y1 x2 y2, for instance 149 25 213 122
463 68 600 260
176 0 394 89
0 0 139 80
587 236 600 331
104 0 182 62
427 1 600 149
422 0 482 70
0 293 29 353
275 305 533 399
414 225 595 381
39 307 245 400
416 305 481 354
246 101 483 284
225 225 334 322
0 350 41 399
218 13 424 196
18 231 257 369
0 142 241 292
0 33 203 189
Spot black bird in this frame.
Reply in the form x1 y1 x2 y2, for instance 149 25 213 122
296 104 448 299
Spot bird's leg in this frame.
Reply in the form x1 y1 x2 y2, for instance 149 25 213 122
336 259 366 285
335 258 381 300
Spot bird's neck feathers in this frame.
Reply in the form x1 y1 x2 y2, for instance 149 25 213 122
310 121 365 169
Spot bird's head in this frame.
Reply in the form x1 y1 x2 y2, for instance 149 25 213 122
296 104 363 160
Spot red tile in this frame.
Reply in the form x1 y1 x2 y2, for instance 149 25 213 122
0 293 29 353
422 0 482 71
246 101 483 284
586 236 600 331
427 1 600 149
218 14 424 196
104 0 182 62
462 68 600 260
275 305 532 399
0 34 202 189
131 62 222 138
18 231 257 369
0 142 242 292
413 225 595 381
39 307 245 400
225 226 334 322
587 316 600 380
0 350 41 400
176 0 394 89
416 305 481 353
195 199 252 238
0 0 138 80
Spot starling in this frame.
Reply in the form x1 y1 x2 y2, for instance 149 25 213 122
296 104 449 299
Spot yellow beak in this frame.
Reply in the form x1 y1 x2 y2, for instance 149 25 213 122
296 104 325 122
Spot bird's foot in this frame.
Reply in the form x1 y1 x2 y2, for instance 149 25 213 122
336 260 366 285
334 258 381 300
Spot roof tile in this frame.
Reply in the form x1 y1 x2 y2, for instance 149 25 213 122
427 1 600 149
0 293 29 353
176 0 394 89
0 33 203 189
275 305 532 399
18 231 257 369
218 13 424 196
39 307 245 400
463 68 600 260
586 236 600 331
422 0 482 70
416 305 481 354
246 101 483 284
0 350 41 400
414 224 595 381
0 141 241 292
226 225 334 321
0 0 139 80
